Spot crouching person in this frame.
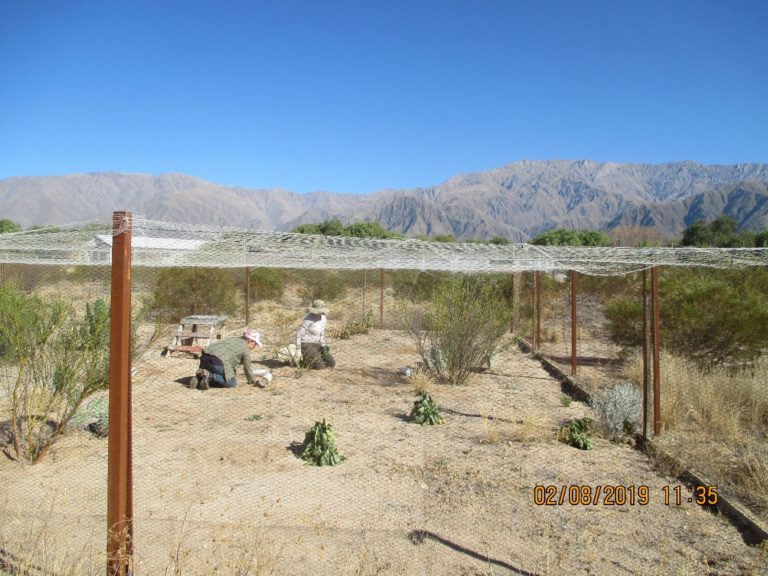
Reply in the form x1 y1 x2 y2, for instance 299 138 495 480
191 328 266 389
296 300 336 369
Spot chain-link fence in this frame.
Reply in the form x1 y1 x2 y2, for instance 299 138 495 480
1 218 767 575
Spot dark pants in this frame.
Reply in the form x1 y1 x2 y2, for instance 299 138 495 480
199 352 237 387
301 343 336 369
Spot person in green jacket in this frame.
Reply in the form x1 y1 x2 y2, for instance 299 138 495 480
190 329 268 389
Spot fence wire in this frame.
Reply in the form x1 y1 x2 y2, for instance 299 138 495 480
1 222 767 574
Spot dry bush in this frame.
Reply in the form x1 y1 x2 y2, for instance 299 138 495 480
623 349 768 516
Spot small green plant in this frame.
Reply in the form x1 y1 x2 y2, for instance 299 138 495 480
558 418 593 450
300 419 344 466
560 394 572 407
410 391 444 425
245 413 262 422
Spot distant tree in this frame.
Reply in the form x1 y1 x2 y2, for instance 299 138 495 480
291 223 321 235
0 219 21 233
755 230 768 247
291 219 402 239
343 221 404 239
489 236 511 245
317 219 345 236
530 228 612 247
432 234 455 242
680 216 749 247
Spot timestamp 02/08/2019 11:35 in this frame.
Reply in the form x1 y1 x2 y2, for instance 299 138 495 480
532 484 719 507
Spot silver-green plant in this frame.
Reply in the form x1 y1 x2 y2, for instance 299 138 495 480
0 284 111 462
591 381 642 442
70 395 109 437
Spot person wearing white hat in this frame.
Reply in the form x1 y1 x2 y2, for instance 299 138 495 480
191 328 269 389
295 300 336 369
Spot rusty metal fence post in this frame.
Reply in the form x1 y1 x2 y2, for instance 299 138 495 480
651 266 662 436
107 211 133 576
642 269 649 439
379 268 384 328
533 271 541 350
245 267 251 326
570 270 577 375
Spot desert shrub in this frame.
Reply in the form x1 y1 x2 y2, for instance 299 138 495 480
147 267 240 322
0 219 21 233
557 418 593 450
409 391 444 425
603 297 644 348
0 284 111 462
332 311 373 340
680 216 753 247
604 268 768 364
294 270 347 302
248 267 285 302
299 419 344 466
622 349 768 513
530 228 612 247
393 270 453 301
592 381 642 441
403 275 513 385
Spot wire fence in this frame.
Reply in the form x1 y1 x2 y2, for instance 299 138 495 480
1 216 767 575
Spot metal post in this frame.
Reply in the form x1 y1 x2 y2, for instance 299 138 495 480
244 267 251 326
651 266 662 436
570 270 577 376
534 271 541 350
192 267 198 315
642 269 649 439
107 211 133 576
379 268 384 328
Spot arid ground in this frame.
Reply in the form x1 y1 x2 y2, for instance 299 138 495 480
1 318 766 575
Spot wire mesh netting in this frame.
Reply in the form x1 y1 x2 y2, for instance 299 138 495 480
1 216 767 575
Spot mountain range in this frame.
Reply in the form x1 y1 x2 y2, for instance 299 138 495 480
2 160 768 241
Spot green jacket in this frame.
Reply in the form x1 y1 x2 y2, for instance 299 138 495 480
203 336 256 385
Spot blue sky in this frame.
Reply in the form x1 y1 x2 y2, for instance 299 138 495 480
1 0 767 193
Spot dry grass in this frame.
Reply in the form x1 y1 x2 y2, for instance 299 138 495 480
623 349 768 518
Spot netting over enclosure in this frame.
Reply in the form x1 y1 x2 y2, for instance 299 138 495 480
2 211 768 575
0 214 767 274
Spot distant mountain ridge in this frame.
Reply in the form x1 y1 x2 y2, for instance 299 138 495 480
2 160 768 240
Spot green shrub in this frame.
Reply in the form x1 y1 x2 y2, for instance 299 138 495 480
558 418 593 450
0 284 111 462
393 271 453 301
294 270 347 302
333 311 373 340
604 268 768 364
300 419 344 466
248 267 284 301
530 229 612 247
404 275 513 385
147 267 240 322
410 391 444 425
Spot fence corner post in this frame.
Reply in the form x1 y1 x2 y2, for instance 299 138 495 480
107 211 133 576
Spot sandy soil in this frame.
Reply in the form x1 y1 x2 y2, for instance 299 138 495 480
1 322 766 575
